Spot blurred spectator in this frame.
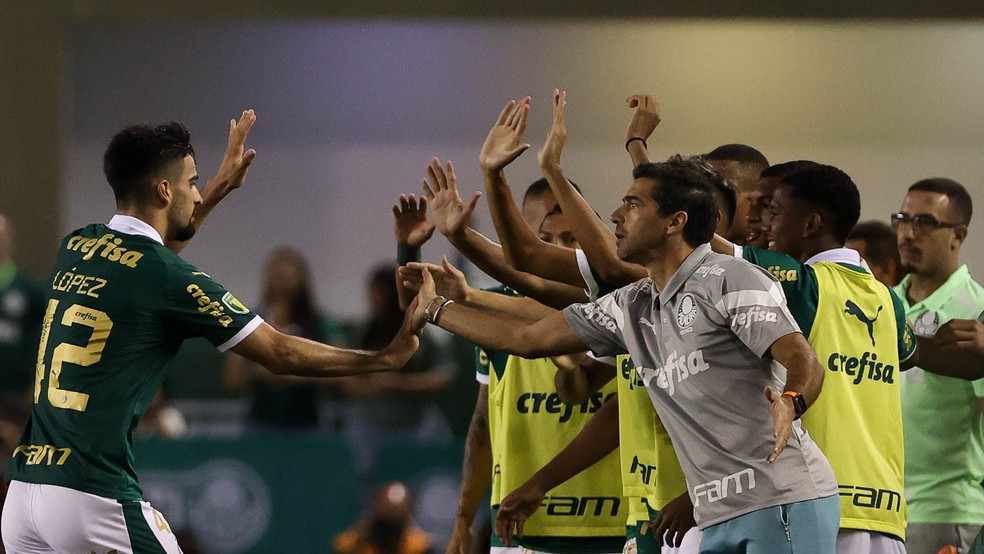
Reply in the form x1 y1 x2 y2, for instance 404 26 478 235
847 219 902 286
223 247 348 430
341 265 452 472
332 482 434 554
0 213 46 419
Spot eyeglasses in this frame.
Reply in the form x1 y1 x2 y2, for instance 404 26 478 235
890 212 963 234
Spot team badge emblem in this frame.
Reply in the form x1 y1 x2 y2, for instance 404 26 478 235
676 293 698 328
912 310 940 337
221 292 249 314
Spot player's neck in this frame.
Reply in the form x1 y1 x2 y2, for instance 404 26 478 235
797 238 844 263
907 259 960 303
645 242 695 292
114 206 169 243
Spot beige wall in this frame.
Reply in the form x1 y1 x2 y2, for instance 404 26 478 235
54 20 984 317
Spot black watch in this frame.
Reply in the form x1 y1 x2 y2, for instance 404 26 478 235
783 391 808 420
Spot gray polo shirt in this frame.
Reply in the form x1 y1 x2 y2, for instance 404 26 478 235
563 244 837 529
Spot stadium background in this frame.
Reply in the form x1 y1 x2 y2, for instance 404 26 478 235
3 2 984 552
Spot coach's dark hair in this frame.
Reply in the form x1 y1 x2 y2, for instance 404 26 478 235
632 157 719 247
103 122 195 204
847 220 901 274
522 177 582 207
773 161 861 245
704 144 770 173
908 177 973 225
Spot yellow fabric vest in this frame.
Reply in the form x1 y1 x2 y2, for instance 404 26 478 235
804 262 906 540
615 355 687 522
488 354 627 537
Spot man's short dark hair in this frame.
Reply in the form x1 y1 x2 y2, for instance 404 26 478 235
774 161 861 245
632 158 719 247
908 177 973 225
103 122 195 204
847 220 901 271
759 160 817 181
704 144 770 173
690 155 737 228
522 178 582 207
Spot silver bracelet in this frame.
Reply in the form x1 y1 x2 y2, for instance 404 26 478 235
431 298 455 325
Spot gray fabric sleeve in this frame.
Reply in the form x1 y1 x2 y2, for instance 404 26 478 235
712 263 801 358
562 291 628 357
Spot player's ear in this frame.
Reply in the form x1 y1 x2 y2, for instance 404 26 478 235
803 212 822 238
154 179 172 206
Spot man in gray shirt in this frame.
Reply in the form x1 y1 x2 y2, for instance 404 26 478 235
412 158 839 553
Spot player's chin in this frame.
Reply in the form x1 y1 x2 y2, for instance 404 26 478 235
175 222 197 242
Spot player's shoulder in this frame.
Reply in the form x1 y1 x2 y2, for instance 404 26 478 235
692 251 777 291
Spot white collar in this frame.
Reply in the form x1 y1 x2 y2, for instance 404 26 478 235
804 247 863 266
107 214 165 246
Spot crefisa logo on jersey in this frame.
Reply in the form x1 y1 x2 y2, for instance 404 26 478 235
676 293 698 330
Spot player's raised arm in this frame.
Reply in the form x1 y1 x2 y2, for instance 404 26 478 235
393 193 436 310
421 157 587 309
168 109 257 253
478 97 585 287
231 298 422 377
539 89 648 287
624 93 659 167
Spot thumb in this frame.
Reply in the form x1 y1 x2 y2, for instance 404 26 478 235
465 191 483 215
764 386 778 403
504 144 530 165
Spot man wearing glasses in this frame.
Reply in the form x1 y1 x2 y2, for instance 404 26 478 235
891 178 984 554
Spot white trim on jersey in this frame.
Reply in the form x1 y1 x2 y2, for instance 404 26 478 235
108 214 166 246
713 286 786 318
218 314 264 352
476 371 490 385
576 248 601 301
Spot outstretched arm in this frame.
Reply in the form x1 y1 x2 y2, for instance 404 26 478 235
413 267 586 358
401 258 557 322
478 97 584 287
553 354 617 406
422 157 587 309
494 396 620 545
232 300 421 377
169 109 257 253
539 90 647 287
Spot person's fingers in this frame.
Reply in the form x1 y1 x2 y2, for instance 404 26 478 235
515 100 530 135
445 160 458 190
418 195 429 212
421 178 435 200
495 99 516 126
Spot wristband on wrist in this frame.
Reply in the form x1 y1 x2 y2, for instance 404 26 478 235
782 390 808 420
625 137 648 151
397 244 421 266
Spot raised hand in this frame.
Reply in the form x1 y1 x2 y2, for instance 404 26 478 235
764 386 794 463
479 97 531 173
493 481 546 546
207 109 257 195
421 157 482 238
625 93 661 144
393 193 436 247
538 89 567 169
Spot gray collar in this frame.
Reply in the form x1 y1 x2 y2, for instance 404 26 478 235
659 243 712 306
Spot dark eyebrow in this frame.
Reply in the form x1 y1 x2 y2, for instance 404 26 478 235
622 195 641 203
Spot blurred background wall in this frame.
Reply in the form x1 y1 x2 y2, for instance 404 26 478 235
2 3 983 316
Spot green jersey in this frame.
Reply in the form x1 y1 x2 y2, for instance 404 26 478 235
895 265 984 525
8 217 261 501
0 261 47 395
741 246 915 539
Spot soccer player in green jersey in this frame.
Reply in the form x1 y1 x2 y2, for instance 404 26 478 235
0 113 422 554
